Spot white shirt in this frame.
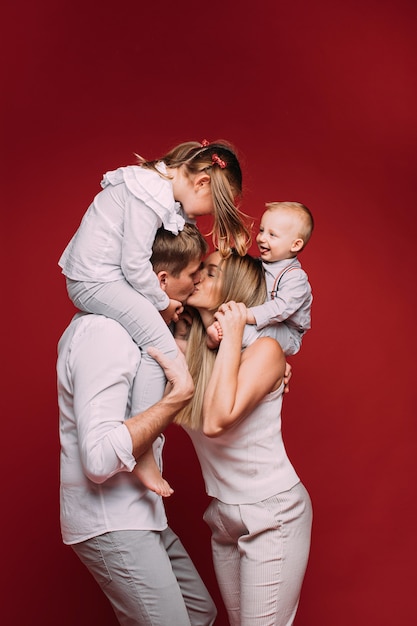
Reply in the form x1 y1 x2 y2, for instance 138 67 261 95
185 384 299 505
58 164 191 311
250 258 312 333
58 313 167 545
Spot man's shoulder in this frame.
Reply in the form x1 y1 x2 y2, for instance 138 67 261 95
60 313 135 351
57 313 141 385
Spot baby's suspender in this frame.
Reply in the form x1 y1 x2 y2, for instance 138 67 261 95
270 261 299 300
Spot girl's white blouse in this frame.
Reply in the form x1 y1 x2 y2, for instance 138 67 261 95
59 163 190 311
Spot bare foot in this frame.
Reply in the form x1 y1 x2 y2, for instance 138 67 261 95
206 321 223 350
148 476 174 498
133 450 174 497
136 471 174 498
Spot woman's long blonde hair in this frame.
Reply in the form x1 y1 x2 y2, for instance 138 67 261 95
137 140 252 257
175 252 267 429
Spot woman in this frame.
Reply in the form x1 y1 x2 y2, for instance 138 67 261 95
175 250 312 626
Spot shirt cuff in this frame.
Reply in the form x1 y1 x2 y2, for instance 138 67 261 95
107 424 136 472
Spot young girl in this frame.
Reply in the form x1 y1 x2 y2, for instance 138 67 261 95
58 140 251 496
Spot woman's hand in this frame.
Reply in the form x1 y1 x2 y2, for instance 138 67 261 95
203 300 286 436
214 301 247 338
217 302 293 394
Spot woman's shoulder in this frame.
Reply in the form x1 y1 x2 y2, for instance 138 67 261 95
241 337 286 391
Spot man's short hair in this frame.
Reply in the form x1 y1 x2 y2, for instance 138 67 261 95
151 224 208 276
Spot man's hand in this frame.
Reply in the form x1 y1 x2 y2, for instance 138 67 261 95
147 346 194 402
126 348 194 459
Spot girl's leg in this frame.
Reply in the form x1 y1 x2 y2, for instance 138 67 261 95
67 279 178 492
66 279 178 412
132 448 173 497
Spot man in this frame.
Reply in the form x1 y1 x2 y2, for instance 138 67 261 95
57 225 216 625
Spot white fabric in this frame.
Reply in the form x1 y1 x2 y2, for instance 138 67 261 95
58 313 167 544
185 384 299 505
242 318 298 356
203 484 312 626
250 257 312 333
58 163 191 311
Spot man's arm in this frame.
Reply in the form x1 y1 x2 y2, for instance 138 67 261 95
64 316 193 483
125 347 194 459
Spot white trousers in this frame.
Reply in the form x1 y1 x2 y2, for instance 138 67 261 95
203 482 312 626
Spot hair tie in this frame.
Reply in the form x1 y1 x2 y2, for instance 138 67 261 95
212 154 227 169
201 139 210 147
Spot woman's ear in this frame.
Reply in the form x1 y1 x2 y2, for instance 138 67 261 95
291 238 304 253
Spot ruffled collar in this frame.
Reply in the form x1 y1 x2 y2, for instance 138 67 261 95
101 163 186 234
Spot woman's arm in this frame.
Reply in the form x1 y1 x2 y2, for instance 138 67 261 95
202 302 286 437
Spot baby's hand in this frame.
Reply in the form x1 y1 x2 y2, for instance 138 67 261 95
161 299 183 325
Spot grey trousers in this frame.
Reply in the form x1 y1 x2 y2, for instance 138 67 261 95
66 278 178 413
72 527 216 626
203 482 312 626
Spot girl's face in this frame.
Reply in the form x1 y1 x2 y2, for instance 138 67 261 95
173 169 215 219
186 251 223 311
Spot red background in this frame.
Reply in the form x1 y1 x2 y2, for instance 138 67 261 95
2 1 417 624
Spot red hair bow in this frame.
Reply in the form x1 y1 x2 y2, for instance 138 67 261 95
212 154 226 169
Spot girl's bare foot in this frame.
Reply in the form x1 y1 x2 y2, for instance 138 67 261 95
133 450 174 497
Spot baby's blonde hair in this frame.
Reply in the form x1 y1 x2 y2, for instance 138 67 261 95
137 141 252 257
265 201 314 250
175 252 266 430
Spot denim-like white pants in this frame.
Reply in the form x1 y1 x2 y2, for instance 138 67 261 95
66 278 178 412
72 527 217 626
203 482 312 626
